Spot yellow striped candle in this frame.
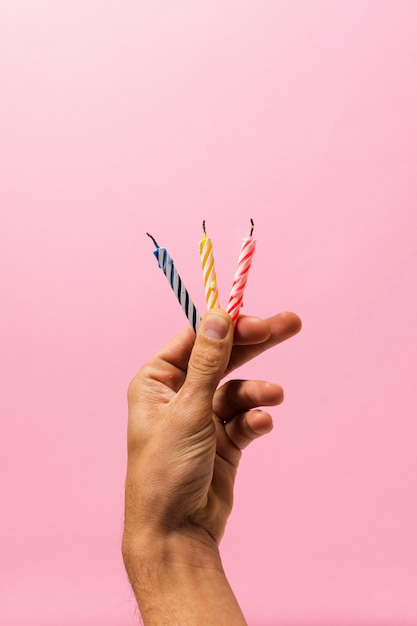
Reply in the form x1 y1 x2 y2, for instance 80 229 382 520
199 220 220 309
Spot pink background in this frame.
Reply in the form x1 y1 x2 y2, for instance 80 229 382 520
1 1 417 624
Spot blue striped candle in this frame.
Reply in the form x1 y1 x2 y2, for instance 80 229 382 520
147 233 201 332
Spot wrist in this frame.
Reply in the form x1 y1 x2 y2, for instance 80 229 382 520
122 527 247 626
122 524 223 576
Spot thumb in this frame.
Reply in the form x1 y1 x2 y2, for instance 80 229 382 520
179 309 234 408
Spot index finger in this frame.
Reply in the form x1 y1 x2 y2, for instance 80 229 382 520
226 311 302 376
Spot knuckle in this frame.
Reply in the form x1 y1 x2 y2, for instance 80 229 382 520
127 377 138 403
189 345 221 378
127 366 147 402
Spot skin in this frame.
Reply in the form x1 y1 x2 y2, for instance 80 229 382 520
122 309 301 625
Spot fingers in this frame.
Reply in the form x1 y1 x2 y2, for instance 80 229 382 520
233 315 271 345
130 310 301 405
226 311 302 375
137 312 267 396
214 379 283 459
177 309 234 408
153 325 196 373
213 379 283 420
214 407 275 467
225 409 274 450
128 326 194 405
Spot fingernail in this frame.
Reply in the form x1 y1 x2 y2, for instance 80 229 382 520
202 313 230 340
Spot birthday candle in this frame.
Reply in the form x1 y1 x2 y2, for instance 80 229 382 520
226 219 256 324
199 220 220 310
147 233 201 332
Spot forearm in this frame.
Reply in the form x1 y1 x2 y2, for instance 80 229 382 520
122 529 247 626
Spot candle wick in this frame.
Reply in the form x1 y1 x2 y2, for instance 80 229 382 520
146 232 159 248
250 218 254 237
202 220 206 235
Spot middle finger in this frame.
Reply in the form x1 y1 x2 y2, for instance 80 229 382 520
213 379 283 421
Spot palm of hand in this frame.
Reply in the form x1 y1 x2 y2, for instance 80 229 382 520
128 359 241 544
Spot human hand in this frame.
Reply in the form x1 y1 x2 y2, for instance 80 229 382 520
122 309 301 625
123 310 301 548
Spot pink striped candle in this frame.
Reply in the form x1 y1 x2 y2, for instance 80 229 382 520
226 219 256 324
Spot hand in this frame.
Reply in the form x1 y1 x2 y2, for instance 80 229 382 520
122 309 301 625
124 309 301 543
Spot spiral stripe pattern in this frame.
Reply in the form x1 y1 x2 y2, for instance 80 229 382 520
226 237 256 323
154 248 201 332
200 237 220 309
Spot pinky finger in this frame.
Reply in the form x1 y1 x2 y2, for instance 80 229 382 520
224 409 274 451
